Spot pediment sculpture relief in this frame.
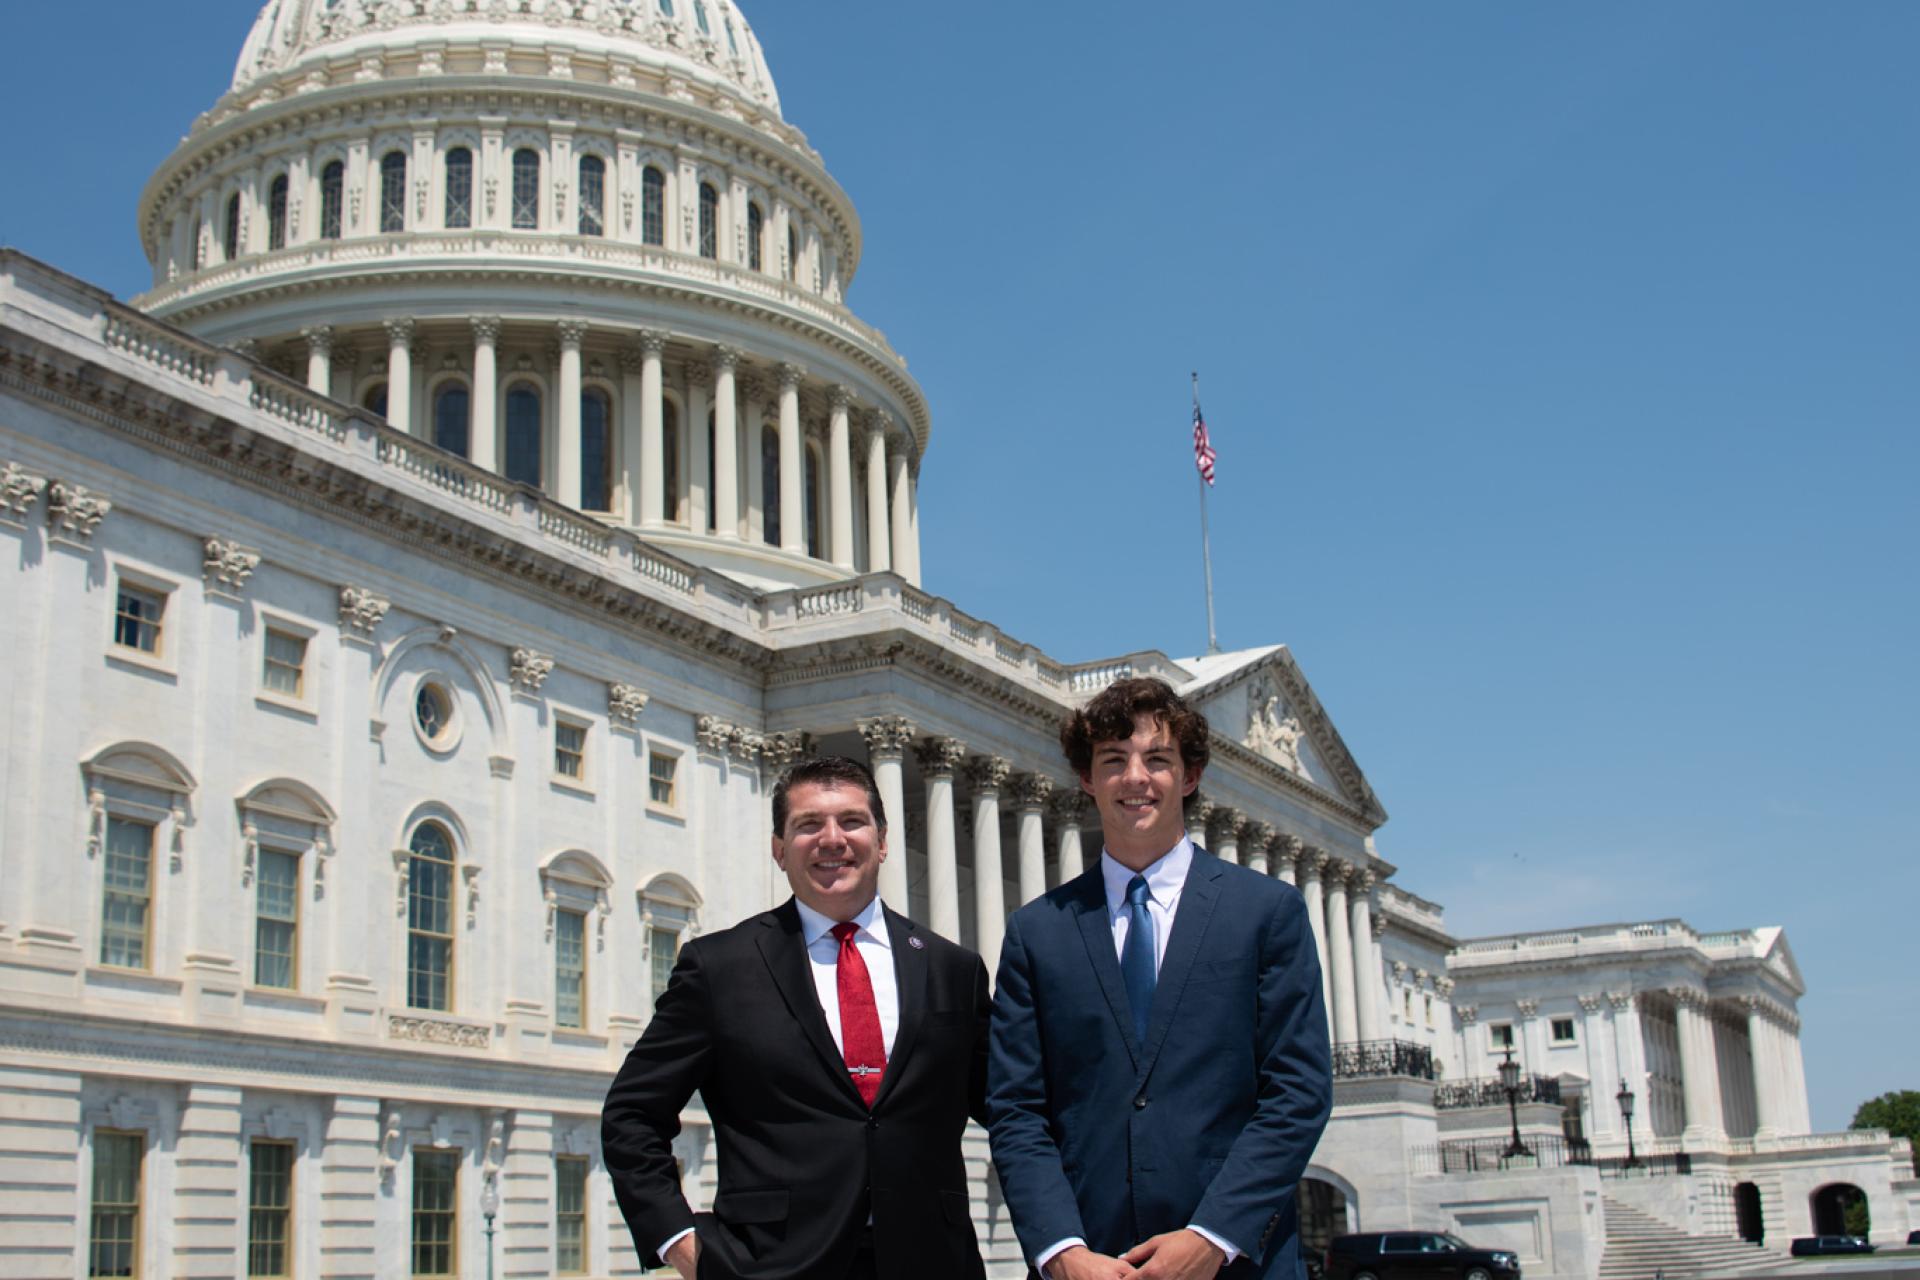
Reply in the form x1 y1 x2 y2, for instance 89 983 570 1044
1244 675 1305 774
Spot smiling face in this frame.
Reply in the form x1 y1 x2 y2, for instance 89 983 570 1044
771 779 888 922
1080 712 1203 871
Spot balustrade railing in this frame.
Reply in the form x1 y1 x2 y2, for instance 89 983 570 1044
1332 1039 1436 1081
1434 1074 1562 1110
1412 1135 1593 1175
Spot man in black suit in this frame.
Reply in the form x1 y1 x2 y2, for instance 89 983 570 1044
603 755 991 1280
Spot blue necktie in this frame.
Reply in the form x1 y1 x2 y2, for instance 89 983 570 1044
1120 874 1156 1045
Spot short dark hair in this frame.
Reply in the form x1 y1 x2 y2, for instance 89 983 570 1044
1059 676 1211 782
771 755 887 837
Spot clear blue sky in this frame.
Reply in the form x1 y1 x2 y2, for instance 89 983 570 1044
4 3 1914 1132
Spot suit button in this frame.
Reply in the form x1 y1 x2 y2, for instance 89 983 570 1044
867 1117 879 1130
1134 1095 1148 1110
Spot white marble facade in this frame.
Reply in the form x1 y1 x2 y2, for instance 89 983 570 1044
0 4 1913 1279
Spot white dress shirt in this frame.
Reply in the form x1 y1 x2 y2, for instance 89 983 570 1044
1035 837 1241 1275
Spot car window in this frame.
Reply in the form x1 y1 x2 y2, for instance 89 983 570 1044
1441 1234 1471 1251
1382 1235 1419 1253
1421 1236 1450 1253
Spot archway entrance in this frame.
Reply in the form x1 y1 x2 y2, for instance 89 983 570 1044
1300 1177 1351 1265
1734 1182 1763 1243
1810 1183 1868 1237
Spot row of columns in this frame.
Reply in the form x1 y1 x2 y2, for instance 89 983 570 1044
298 321 923 584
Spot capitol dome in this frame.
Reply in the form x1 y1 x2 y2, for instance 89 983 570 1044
134 0 928 591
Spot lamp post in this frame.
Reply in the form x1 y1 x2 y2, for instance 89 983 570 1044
1498 1047 1533 1160
479 1175 499 1280
1616 1079 1640 1171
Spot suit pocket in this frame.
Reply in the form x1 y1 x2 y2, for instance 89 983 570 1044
712 1187 789 1225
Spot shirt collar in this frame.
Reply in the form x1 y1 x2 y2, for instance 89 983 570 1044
1099 836 1194 912
794 893 890 950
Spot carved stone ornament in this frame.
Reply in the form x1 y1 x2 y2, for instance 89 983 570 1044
1185 792 1216 830
1607 990 1633 1011
509 647 555 693
1009 772 1055 812
380 1105 403 1183
1049 790 1091 826
1208 807 1245 846
856 715 917 759
1515 998 1540 1021
695 715 763 763
203 537 262 590
913 736 968 777
761 732 813 771
388 1014 490 1049
1578 992 1603 1013
46 481 111 541
1435 976 1456 998
1456 1004 1479 1025
338 586 391 637
608 682 649 727
1244 674 1306 773
964 755 1013 794
0 461 48 517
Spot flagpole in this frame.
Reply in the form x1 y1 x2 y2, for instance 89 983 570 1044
1193 371 1220 655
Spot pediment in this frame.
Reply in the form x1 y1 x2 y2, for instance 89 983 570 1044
1755 926 1806 994
1177 646 1386 825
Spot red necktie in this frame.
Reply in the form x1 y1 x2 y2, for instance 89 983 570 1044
831 922 887 1108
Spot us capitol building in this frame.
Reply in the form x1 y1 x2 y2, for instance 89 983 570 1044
0 3 1911 1277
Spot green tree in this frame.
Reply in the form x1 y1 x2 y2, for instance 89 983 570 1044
1850 1090 1920 1176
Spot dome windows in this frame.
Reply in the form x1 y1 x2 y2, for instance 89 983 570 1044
319 161 344 240
267 176 288 251
641 167 666 246
747 202 764 272
578 156 605 237
504 383 543 488
433 383 471 459
693 0 712 36
512 149 541 230
698 183 718 260
224 192 242 261
445 148 473 229
379 151 407 233
581 388 613 512
657 0 675 16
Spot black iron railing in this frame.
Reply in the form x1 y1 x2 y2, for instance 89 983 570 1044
1596 1150 1691 1178
1412 1135 1593 1174
1332 1039 1437 1080
1434 1074 1563 1111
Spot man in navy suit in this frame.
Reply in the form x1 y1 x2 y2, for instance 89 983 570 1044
989 677 1332 1280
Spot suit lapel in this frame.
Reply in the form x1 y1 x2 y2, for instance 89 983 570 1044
870 905 927 1112
1070 865 1141 1071
754 899 866 1109
1138 849 1224 1079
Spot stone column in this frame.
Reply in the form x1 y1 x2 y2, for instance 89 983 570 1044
384 318 414 434
1746 1001 1786 1138
1613 992 1650 1132
618 346 645 519
857 716 916 912
304 326 333 395
712 347 740 537
1672 987 1727 1143
1209 807 1243 865
1782 1017 1810 1133
915 738 966 943
471 317 500 472
1581 993 1618 1140
319 1095 382 1279
499 1110 553 1279
888 449 912 580
865 417 892 572
1184 793 1215 852
828 386 856 570
1245 822 1275 877
905 470 923 585
685 365 710 531
1458 1005 1484 1079
1350 871 1381 1043
1275 834 1302 886
1052 792 1088 884
556 320 586 506
743 377 767 542
173 1083 245 1277
1300 848 1333 1021
777 364 805 554
1011 774 1053 909
1324 864 1357 1046
966 756 1012 978
637 330 667 526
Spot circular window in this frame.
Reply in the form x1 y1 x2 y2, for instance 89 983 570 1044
414 680 457 750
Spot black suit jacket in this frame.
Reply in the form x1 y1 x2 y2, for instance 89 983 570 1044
603 898 991 1280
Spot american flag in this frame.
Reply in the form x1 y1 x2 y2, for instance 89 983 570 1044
1192 402 1217 486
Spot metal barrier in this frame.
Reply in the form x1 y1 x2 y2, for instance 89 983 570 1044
1332 1039 1437 1080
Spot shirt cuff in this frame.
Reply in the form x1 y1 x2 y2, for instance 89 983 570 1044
1188 1222 1242 1265
655 1226 695 1267
1036 1237 1088 1275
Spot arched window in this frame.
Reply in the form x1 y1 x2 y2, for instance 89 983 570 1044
380 151 407 233
578 155 605 237
405 823 456 1012
433 383 471 459
267 175 288 251
662 400 681 523
657 0 675 14
804 444 822 557
723 15 740 56
512 149 540 229
362 382 389 418
698 183 718 260
639 874 702 1007
761 426 781 546
641 167 666 246
505 383 542 487
581 387 613 511
787 224 799 282
747 203 763 272
319 161 344 239
445 147 473 229
224 192 242 261
693 0 711 36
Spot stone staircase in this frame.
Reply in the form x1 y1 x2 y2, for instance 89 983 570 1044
1599 1196 1776 1280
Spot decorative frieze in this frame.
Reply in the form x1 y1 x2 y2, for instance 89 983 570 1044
203 536 261 591
607 682 649 728
509 647 555 693
856 715 916 759
387 1014 490 1050
0 461 48 518
338 585 390 637
46 481 111 541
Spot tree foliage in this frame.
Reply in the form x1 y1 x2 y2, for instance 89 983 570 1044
1851 1090 1920 1176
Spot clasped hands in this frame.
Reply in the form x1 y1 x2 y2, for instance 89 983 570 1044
1050 1229 1226 1280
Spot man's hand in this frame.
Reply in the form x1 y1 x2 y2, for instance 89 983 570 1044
1046 1243 1138 1279
663 1232 700 1280
1122 1229 1225 1280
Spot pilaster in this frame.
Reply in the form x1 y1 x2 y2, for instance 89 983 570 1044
172 1083 245 1277
318 1095 382 1279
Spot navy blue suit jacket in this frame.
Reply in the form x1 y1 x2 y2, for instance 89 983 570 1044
987 850 1332 1278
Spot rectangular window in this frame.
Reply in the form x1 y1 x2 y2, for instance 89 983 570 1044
1551 1017 1577 1044
1490 1023 1515 1050
555 721 587 781
555 1155 588 1274
248 1140 294 1277
555 908 586 1030
262 629 307 697
100 816 154 970
254 848 299 989
650 927 679 1006
647 750 677 808
114 584 165 654
411 1150 459 1277
1425 994 1434 1029
89 1130 143 1279
445 150 473 229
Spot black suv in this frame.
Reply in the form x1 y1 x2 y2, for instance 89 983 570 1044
1324 1232 1523 1280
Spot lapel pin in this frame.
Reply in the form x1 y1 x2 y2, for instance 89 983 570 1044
908 935 925 950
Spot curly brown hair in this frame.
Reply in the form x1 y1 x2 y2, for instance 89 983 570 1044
1059 677 1210 783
